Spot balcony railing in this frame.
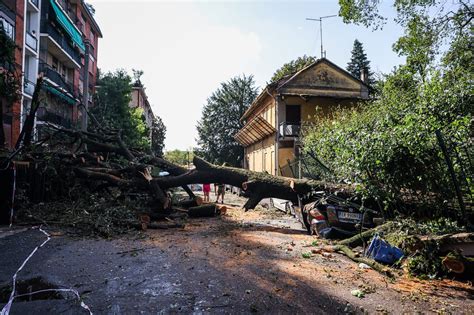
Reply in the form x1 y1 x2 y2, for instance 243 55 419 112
29 0 39 8
25 31 38 51
39 62 75 95
279 122 301 138
24 79 35 96
0 2 16 21
40 21 81 65
37 108 72 128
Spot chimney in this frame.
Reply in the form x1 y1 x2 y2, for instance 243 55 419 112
360 68 369 83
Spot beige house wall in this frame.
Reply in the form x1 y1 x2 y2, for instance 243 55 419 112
278 147 295 171
282 96 358 124
245 135 276 175
239 59 369 178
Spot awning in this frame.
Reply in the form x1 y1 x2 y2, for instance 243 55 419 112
234 116 276 147
49 0 85 51
43 84 77 105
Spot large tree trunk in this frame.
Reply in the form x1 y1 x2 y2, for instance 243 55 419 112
0 100 5 148
152 156 356 210
15 77 43 149
26 125 357 211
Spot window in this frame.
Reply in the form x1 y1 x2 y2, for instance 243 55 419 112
80 14 86 33
0 17 15 40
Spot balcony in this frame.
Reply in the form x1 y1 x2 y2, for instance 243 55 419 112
40 21 81 66
25 31 38 51
0 2 16 21
29 0 39 8
279 122 301 138
39 62 75 96
24 79 35 96
37 108 72 128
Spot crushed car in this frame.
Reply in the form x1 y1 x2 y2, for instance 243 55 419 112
294 192 382 238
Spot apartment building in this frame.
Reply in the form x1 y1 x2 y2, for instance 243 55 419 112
36 0 102 136
0 0 101 148
129 81 155 130
1 0 26 147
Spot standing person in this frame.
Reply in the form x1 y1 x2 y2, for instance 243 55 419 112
215 183 225 204
202 183 211 203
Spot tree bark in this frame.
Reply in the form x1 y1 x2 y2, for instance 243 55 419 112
0 100 5 148
153 156 356 210
15 77 43 149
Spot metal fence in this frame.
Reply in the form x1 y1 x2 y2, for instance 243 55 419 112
435 129 473 222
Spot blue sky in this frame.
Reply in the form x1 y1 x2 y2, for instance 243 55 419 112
89 0 405 150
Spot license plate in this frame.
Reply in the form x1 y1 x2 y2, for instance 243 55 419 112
338 211 362 221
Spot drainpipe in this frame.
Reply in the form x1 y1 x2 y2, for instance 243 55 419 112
81 40 90 131
266 89 279 176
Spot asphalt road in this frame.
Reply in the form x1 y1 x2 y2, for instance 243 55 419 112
1 196 472 314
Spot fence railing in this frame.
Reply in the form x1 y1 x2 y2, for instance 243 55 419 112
40 21 81 65
25 31 38 51
39 62 75 95
29 0 39 8
37 108 72 129
279 122 301 138
24 79 35 96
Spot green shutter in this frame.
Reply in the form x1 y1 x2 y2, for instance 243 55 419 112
43 84 78 105
49 0 85 51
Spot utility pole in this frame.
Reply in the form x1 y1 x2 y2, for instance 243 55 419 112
306 15 337 58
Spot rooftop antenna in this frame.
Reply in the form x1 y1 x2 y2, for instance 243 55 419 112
306 15 337 59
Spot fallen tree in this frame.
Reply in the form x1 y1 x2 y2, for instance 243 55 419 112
2 101 362 234
11 123 358 213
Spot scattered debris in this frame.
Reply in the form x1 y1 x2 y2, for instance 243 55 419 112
302 252 312 259
358 263 371 270
366 234 404 264
350 289 365 298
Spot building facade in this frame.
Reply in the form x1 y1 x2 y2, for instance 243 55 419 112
235 58 370 177
1 0 26 147
0 0 101 148
129 82 155 130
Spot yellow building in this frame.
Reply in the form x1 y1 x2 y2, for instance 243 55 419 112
235 58 370 177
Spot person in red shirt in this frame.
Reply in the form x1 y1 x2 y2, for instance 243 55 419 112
202 183 211 202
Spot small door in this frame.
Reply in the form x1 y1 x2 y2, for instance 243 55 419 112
286 105 301 123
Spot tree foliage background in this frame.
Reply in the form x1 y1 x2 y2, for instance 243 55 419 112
196 75 258 167
151 116 166 157
303 1 473 218
164 149 193 166
92 70 166 152
346 39 374 85
271 55 316 82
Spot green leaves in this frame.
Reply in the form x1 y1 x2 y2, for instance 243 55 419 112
302 45 472 215
196 74 258 167
92 69 154 150
270 55 316 82
347 39 375 85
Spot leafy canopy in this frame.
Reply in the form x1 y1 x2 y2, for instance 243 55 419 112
302 1 473 217
164 149 193 167
270 55 316 82
151 116 166 157
92 69 150 150
196 74 258 167
346 39 374 84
